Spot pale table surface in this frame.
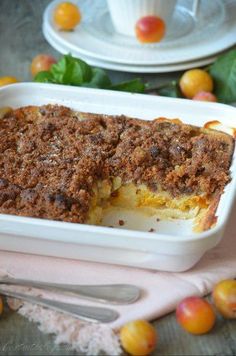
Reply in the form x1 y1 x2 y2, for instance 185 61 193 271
0 1 235 355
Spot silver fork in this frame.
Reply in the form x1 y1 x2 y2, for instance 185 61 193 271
0 277 141 304
0 287 119 323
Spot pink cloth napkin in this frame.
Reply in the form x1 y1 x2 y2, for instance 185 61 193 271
0 204 235 354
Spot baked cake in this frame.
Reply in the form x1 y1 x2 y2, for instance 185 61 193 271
0 104 234 231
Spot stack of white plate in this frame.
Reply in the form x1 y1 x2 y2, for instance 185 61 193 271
43 0 236 73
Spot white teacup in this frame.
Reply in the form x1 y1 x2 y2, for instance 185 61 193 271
106 0 199 37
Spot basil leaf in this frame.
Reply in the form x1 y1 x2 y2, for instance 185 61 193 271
82 68 111 89
34 71 53 83
50 54 92 85
209 49 236 103
110 79 145 93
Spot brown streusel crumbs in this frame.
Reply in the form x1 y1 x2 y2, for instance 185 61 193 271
0 104 234 224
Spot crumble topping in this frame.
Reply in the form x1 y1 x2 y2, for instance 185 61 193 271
0 104 234 223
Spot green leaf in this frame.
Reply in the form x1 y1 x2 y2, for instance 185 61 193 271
110 79 145 93
33 54 146 94
50 56 67 83
50 54 92 85
209 49 236 103
82 68 111 89
34 71 53 83
156 81 182 98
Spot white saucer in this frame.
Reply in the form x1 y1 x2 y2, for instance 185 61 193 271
43 0 236 66
43 21 220 73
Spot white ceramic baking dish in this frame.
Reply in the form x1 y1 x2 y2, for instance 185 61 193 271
0 83 235 271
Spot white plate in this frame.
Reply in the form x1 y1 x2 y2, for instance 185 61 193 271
0 83 236 271
43 21 219 73
43 0 236 66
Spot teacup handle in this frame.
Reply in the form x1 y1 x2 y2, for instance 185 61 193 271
191 0 200 19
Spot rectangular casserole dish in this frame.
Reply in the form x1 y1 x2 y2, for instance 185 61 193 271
0 83 235 271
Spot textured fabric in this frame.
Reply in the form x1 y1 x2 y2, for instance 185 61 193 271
0 207 235 354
